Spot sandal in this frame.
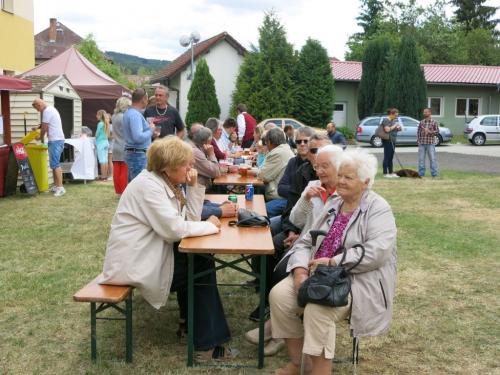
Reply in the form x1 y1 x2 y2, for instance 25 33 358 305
195 346 239 362
176 320 187 339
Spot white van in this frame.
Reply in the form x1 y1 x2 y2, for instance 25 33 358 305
465 115 500 145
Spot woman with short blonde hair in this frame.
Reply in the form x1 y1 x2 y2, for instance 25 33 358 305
111 97 132 194
101 137 236 360
147 136 193 173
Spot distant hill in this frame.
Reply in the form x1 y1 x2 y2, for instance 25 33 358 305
105 51 169 75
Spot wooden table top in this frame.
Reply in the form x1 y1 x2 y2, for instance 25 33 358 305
213 173 264 186
179 194 274 255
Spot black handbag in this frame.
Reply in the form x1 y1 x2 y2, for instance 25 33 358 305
228 208 270 227
297 244 365 308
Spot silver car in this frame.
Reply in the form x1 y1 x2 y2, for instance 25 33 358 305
355 115 453 147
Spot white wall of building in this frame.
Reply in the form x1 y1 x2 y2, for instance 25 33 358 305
177 40 244 124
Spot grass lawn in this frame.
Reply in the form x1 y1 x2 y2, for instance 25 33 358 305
1 171 499 374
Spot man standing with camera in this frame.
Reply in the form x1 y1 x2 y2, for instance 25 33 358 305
417 108 439 177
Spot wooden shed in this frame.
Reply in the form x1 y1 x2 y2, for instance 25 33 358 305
9 74 82 142
9 75 82 188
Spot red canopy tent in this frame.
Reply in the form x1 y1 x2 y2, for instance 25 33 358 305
20 47 130 132
0 76 32 144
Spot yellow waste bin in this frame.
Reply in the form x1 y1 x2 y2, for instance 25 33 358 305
25 144 49 192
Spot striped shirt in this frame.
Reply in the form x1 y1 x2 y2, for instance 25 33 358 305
417 118 439 145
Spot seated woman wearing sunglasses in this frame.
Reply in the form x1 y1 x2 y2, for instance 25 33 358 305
269 149 397 375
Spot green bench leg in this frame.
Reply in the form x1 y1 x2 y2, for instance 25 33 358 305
126 293 133 363
91 302 97 362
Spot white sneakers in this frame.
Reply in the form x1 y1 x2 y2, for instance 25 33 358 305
53 187 66 197
383 173 400 179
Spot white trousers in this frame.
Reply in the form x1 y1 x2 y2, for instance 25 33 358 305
269 274 351 359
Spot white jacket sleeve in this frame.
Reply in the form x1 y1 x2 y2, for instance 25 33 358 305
141 183 219 242
237 113 245 141
289 195 312 230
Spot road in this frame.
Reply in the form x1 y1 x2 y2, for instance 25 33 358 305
350 144 500 174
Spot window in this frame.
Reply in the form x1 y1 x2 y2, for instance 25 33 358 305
401 117 418 127
456 98 480 117
2 0 14 13
364 118 380 127
427 97 443 116
480 116 498 127
334 104 344 111
284 120 302 129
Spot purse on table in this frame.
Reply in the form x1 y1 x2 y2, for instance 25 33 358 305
228 208 270 227
297 243 365 308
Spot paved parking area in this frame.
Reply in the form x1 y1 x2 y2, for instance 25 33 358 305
351 144 500 174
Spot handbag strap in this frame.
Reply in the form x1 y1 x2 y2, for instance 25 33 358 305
338 244 366 272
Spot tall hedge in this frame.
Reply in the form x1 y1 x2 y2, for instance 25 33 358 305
185 59 220 126
294 38 335 127
358 38 391 118
232 12 297 120
384 35 427 118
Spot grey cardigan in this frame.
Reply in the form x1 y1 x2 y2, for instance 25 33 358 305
286 190 397 337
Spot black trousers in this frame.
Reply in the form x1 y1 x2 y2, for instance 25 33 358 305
382 139 395 174
171 244 231 351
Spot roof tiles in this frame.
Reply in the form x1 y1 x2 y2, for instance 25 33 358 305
331 60 500 85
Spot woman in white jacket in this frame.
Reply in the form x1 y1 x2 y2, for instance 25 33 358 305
100 136 234 360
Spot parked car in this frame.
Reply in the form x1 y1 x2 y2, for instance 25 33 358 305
256 118 306 130
464 115 500 146
356 115 453 147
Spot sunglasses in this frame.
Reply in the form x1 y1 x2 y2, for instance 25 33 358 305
296 139 308 145
309 148 319 154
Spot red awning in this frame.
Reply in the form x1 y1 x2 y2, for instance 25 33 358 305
0 76 32 91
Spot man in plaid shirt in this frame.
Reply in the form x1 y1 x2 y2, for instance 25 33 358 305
417 108 439 177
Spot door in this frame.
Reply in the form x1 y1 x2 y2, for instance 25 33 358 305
333 103 347 127
479 115 499 141
54 97 74 138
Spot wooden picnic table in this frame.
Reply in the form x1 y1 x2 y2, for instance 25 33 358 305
179 194 273 368
213 172 264 186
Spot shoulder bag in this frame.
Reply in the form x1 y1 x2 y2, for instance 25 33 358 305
376 121 390 141
229 208 270 227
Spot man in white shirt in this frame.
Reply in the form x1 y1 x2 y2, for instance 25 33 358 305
32 98 66 196
236 103 257 148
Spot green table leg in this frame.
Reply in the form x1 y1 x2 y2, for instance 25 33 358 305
258 255 267 369
90 302 96 362
187 253 194 367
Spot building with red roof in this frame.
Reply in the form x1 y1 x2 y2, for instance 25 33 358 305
331 60 500 133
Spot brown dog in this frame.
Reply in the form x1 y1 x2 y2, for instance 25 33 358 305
396 169 421 178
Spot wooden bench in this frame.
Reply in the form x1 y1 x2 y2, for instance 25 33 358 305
73 275 134 362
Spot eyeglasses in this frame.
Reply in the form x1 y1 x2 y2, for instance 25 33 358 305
296 139 308 145
309 148 319 154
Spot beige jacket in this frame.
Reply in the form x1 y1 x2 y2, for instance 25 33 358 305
192 144 221 189
99 169 219 309
258 143 294 200
286 190 397 337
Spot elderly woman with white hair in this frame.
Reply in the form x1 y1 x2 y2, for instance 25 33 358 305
269 149 397 375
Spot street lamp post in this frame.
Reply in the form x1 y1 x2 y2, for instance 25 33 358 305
179 31 201 80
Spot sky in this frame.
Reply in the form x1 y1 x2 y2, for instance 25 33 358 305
33 0 498 61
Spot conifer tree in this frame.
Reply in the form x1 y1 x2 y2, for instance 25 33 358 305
232 12 296 120
357 38 391 118
294 38 335 127
384 35 427 119
185 59 220 126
